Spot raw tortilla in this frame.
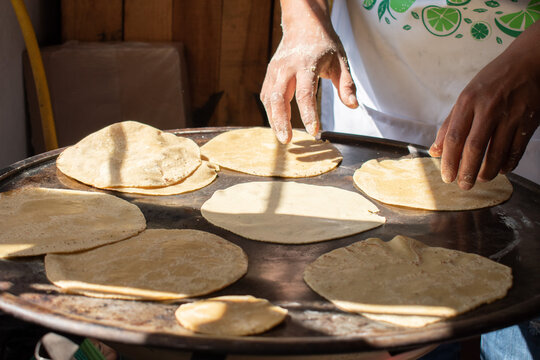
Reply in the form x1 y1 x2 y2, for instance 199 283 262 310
105 161 218 195
175 295 288 336
360 313 443 328
57 121 201 188
200 127 342 177
304 235 512 327
45 229 248 300
0 187 146 258
201 181 385 244
353 157 512 210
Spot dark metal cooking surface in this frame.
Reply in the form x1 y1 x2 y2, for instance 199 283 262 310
0 128 539 355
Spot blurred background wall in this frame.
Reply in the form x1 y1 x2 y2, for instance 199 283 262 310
0 0 60 169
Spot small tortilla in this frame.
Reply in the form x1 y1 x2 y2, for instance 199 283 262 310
200 127 342 177
57 121 201 188
175 295 288 336
45 229 248 300
105 161 219 195
304 235 512 327
201 181 385 244
0 187 146 258
353 157 512 210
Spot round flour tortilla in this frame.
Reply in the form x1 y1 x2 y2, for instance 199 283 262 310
304 235 513 327
105 161 219 195
200 127 342 177
201 181 385 244
175 295 288 336
45 229 248 300
353 157 513 210
57 121 201 188
0 187 146 258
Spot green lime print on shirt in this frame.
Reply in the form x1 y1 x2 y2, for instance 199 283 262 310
364 0 377 10
422 6 462 36
390 0 416 12
495 0 540 37
361 0 539 42
447 0 471 6
485 1 500 8
471 21 491 39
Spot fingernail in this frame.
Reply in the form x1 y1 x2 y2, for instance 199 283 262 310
460 181 473 190
428 144 440 157
276 129 288 144
348 94 358 107
441 172 453 184
305 122 317 136
459 175 474 190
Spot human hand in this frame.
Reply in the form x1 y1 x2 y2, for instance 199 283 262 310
260 0 358 144
429 21 540 190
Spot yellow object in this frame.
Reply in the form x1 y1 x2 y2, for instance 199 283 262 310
10 0 58 151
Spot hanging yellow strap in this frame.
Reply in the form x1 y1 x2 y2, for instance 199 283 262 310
11 0 58 151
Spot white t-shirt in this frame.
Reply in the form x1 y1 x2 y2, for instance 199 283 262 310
321 0 540 183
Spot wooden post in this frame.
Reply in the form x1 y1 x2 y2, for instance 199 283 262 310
61 0 123 41
124 0 173 41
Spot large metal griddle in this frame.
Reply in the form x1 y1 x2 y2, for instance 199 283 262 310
0 128 539 356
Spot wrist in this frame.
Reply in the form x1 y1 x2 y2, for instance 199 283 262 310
280 0 332 32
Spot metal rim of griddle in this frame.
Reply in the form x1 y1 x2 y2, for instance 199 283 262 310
0 127 539 355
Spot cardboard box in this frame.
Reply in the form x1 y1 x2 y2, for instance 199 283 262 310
24 41 190 154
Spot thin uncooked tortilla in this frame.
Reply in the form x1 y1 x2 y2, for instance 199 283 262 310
201 181 385 244
45 229 248 300
360 313 443 328
304 235 512 327
200 127 342 177
175 295 288 336
353 157 512 210
57 121 201 188
0 187 146 258
105 161 219 195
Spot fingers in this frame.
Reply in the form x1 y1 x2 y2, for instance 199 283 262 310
501 110 539 174
455 108 499 190
440 102 474 186
437 103 538 189
295 70 320 136
261 68 295 144
327 55 358 109
429 110 452 157
477 104 524 181
477 118 515 182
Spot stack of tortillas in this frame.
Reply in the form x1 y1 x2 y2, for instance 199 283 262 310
201 181 385 244
57 121 217 195
45 229 248 300
201 127 342 177
0 187 146 258
353 157 513 210
304 235 513 327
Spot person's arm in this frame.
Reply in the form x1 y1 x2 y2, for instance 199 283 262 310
260 0 358 144
429 20 540 190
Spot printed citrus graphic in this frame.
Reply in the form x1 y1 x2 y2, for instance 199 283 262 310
471 21 491 40
495 0 540 37
364 0 377 10
422 6 462 36
485 1 500 8
447 0 471 6
390 0 416 13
